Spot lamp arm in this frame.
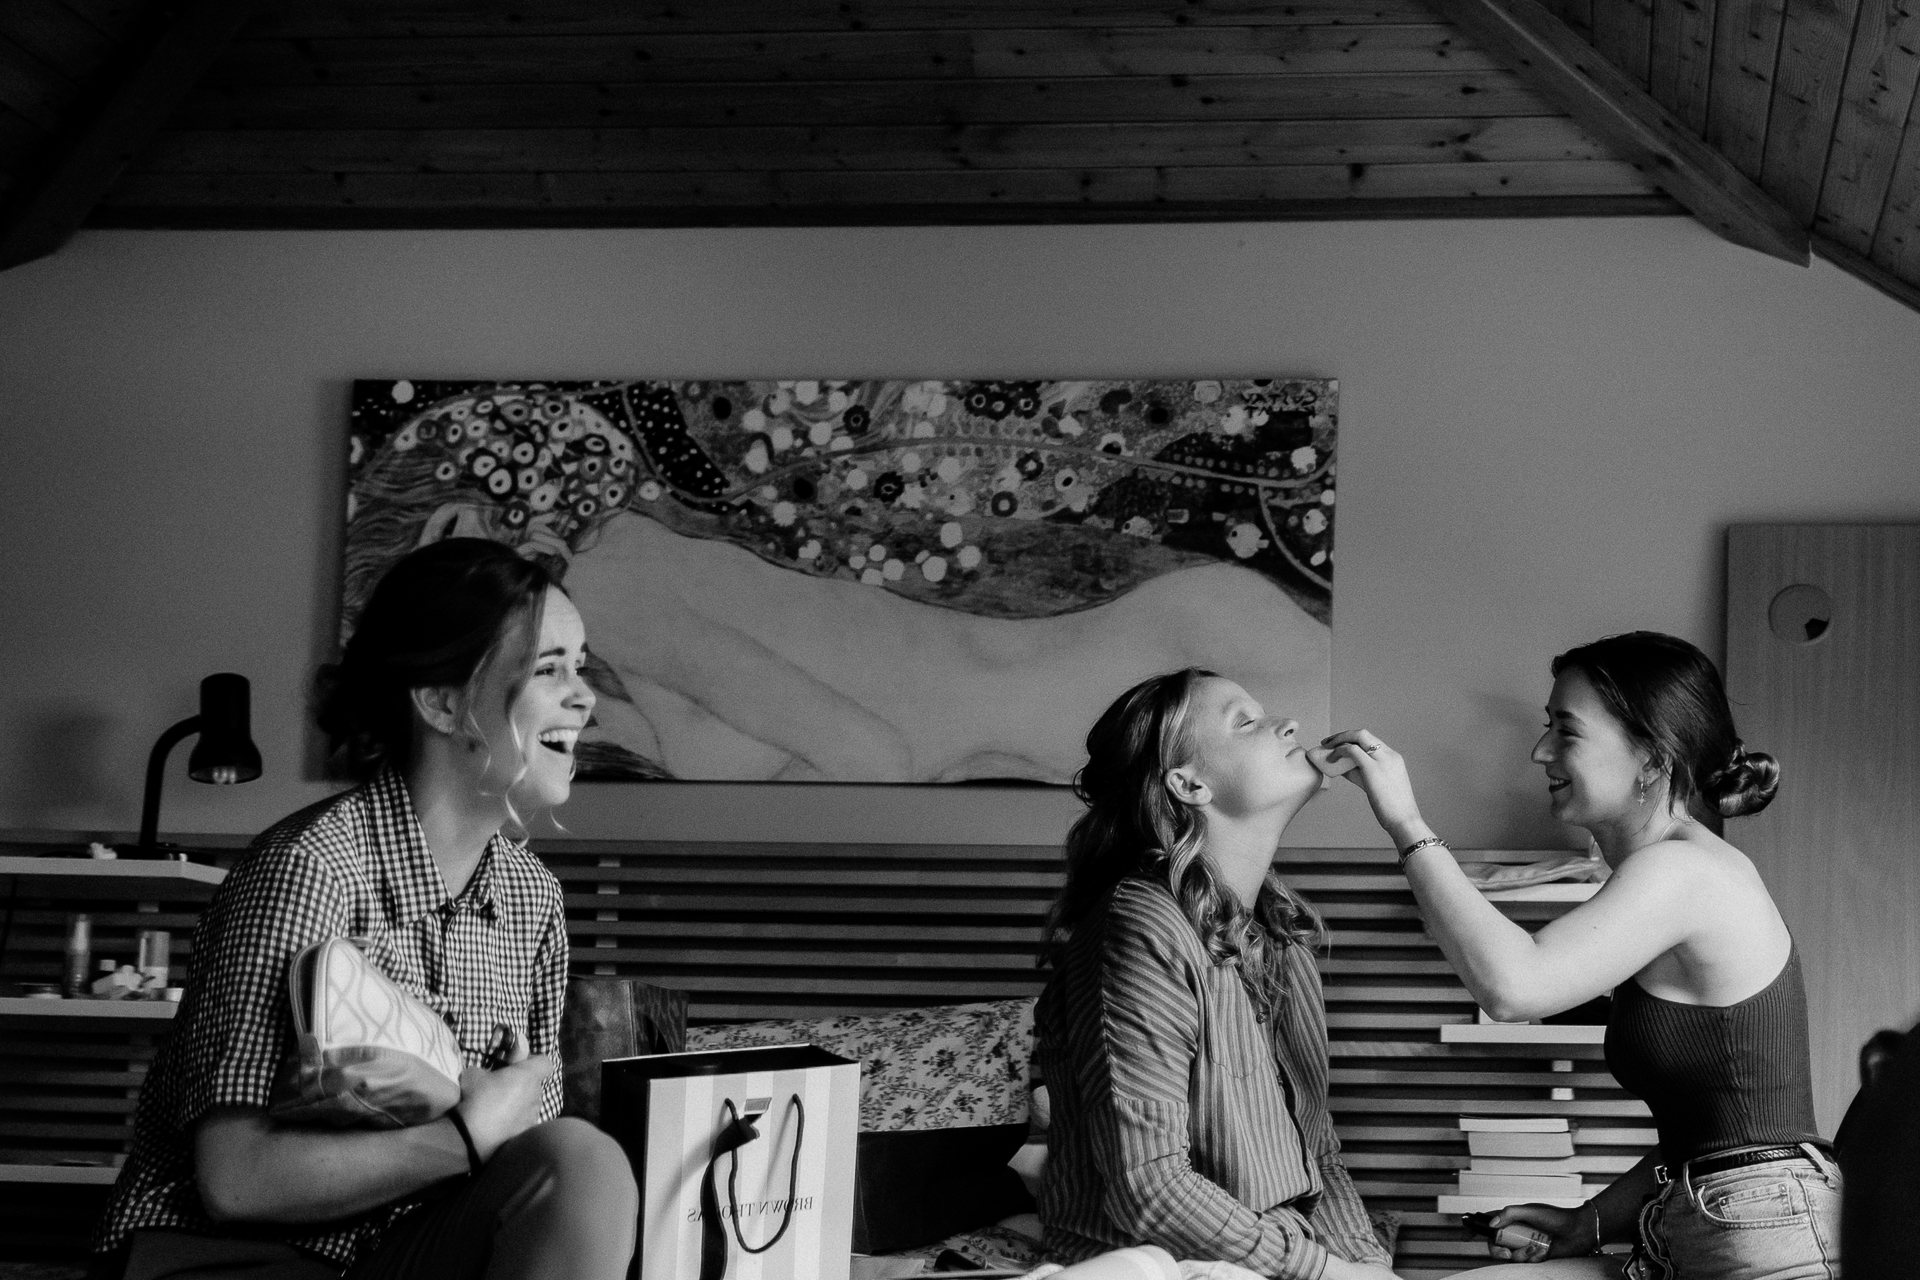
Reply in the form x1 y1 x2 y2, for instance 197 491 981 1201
137 716 203 851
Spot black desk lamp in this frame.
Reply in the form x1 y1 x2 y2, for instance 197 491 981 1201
133 673 262 858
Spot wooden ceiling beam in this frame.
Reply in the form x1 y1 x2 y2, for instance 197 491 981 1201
0 0 255 272
1424 0 1809 263
85 193 1683 231
1813 234 1920 314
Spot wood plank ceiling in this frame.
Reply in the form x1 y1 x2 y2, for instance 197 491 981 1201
0 0 1916 309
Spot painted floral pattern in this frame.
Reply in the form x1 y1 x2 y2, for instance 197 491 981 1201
344 377 1335 783
685 998 1035 1133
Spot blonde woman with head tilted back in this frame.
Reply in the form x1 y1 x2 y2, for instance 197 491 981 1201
1034 669 1401 1280
96 539 637 1280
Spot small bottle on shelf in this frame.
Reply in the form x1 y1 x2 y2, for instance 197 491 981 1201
61 914 92 998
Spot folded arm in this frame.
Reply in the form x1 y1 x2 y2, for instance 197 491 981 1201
195 1106 469 1223
196 1042 557 1223
178 835 562 1225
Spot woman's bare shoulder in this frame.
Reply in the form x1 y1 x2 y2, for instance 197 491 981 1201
1623 834 1789 987
1607 835 1728 886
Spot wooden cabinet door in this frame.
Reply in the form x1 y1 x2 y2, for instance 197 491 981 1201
1726 524 1920 1134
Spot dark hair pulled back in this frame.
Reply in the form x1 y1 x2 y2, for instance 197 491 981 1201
1046 668 1326 1018
316 538 556 780
1551 631 1779 821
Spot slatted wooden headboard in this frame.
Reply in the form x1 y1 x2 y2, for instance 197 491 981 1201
537 840 1652 1278
0 839 1652 1276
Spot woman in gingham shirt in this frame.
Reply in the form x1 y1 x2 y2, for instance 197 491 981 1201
97 539 637 1280
1035 670 1400 1280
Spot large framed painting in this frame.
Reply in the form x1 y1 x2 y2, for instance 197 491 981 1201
344 377 1336 784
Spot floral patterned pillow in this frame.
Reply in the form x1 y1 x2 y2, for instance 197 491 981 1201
686 998 1035 1132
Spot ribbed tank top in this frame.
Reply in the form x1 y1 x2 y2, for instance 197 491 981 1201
1604 946 1821 1163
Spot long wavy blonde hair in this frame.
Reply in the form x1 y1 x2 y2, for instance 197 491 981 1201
1045 668 1327 1018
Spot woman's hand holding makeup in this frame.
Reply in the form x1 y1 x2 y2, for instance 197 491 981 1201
1304 744 1360 779
1318 729 1426 841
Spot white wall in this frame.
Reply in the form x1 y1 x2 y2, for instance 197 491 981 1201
0 219 1915 849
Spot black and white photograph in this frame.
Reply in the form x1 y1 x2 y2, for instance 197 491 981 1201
0 3 1914 1280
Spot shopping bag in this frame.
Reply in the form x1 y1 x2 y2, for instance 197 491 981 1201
602 1044 860 1280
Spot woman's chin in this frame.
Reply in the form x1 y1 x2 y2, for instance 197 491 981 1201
510 763 574 813
1278 765 1326 812
1546 791 1586 826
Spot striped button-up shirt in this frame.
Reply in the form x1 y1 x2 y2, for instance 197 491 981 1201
95 767 569 1269
1035 877 1388 1280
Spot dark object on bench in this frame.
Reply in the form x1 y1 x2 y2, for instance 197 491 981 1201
560 977 688 1122
1837 1026 1919 1280
851 1123 1034 1255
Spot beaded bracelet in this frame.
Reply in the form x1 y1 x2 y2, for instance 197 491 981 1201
1397 835 1449 869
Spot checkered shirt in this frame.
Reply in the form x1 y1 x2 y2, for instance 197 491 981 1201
95 767 569 1270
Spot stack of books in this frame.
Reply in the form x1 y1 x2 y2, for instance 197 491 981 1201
1440 1117 1587 1212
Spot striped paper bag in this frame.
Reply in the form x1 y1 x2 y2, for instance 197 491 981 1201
602 1045 860 1280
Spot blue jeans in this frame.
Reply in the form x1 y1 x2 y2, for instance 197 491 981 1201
1629 1145 1843 1280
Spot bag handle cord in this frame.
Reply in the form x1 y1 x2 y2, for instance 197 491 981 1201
698 1095 806 1280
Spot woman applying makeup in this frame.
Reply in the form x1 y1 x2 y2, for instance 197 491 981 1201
1323 632 1837 1280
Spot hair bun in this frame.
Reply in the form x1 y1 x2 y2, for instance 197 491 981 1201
1705 741 1780 818
311 659 396 780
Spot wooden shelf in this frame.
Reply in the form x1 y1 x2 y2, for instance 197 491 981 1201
1481 882 1601 902
0 996 177 1024
0 855 226 898
1441 1023 1607 1046
1437 1191 1603 1213
0 1163 119 1185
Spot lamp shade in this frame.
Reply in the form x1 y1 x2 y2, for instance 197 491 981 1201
186 673 262 785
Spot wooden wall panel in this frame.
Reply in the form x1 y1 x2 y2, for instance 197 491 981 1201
1814 0 1920 253
0 0 136 244
1706 0 1790 177
0 31 75 132
1725 525 1920 1134
0 101 43 147
109 10 1679 229
202 26 1510 85
133 118 1616 173
1542 0 1600 38
247 0 1452 39
1761 0 1864 222
1591 0 1657 87
8 0 1920 301
160 72 1561 130
54 0 148 38
70 0 1667 233
1648 0 1718 131
0 0 118 83
1868 83 1920 280
97 160 1664 223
